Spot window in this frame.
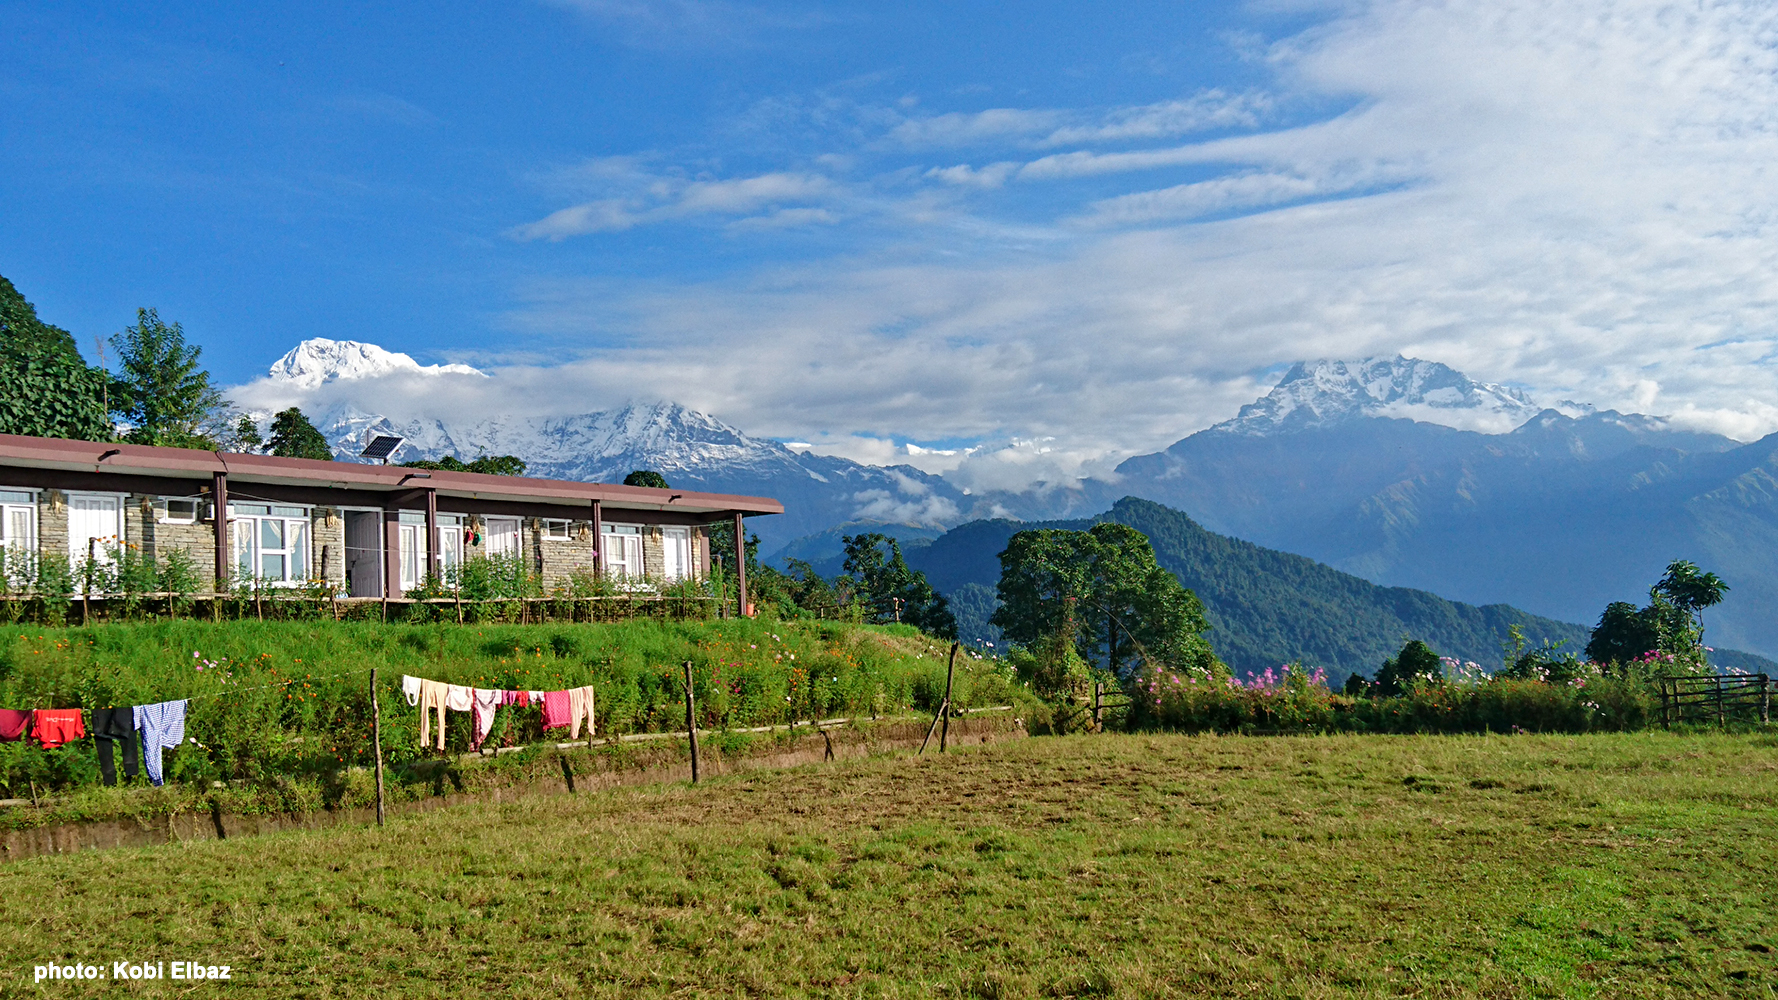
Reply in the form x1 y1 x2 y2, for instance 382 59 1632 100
0 489 36 585
155 498 200 524
67 492 124 592
483 517 521 558
544 519 571 540
662 527 692 582
229 504 311 585
601 523 643 580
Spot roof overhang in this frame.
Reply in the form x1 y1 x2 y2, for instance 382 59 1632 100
0 434 783 519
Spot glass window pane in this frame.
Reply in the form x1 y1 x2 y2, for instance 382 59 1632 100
260 519 284 550
234 520 256 577
289 521 308 579
261 553 286 580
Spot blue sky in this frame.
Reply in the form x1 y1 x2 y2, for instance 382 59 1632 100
6 0 1778 486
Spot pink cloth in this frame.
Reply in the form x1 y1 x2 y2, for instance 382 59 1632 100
541 690 572 730
500 690 530 708
471 688 500 750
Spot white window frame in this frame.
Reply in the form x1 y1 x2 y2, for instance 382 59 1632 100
483 516 522 558
662 526 692 582
229 503 312 586
0 488 38 586
66 492 126 592
154 498 201 524
601 523 644 582
543 518 571 540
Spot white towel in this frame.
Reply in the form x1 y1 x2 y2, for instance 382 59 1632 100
445 684 473 712
401 674 422 707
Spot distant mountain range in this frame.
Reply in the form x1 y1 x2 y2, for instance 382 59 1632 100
242 341 1778 660
907 497 1595 683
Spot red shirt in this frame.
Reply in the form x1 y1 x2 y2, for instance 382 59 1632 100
33 709 85 748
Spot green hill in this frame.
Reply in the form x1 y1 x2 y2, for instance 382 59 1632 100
910 496 1595 683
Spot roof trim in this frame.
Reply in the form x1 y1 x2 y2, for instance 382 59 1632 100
0 433 783 516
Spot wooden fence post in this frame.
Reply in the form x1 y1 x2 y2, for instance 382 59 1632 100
684 660 700 784
1762 673 1770 725
939 642 958 753
371 668 386 827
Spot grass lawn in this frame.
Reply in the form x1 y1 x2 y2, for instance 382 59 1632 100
4 731 1776 998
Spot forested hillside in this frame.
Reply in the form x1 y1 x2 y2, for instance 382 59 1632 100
911 497 1596 684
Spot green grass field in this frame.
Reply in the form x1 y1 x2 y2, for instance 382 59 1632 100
5 731 1776 998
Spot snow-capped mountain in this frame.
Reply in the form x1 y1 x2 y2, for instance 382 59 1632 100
314 401 971 548
1217 357 1540 436
266 339 484 388
247 340 975 549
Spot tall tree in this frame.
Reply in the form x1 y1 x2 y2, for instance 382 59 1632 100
110 308 225 448
0 275 112 440
230 415 264 453
623 470 669 489
992 523 1217 679
266 407 333 460
1585 559 1728 666
842 532 956 639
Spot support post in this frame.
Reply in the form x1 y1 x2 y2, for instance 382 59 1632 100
919 699 946 755
211 471 229 594
425 488 439 583
383 509 402 601
591 499 603 579
371 668 386 827
732 511 748 617
939 641 958 753
684 660 700 783
1762 674 1770 726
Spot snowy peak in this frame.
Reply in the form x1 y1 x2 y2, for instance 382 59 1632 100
1216 356 1540 436
267 338 485 388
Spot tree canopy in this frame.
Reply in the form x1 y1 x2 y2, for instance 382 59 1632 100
401 454 527 476
266 408 333 461
0 275 112 441
623 470 669 489
990 522 1217 679
1585 559 1728 667
841 532 955 639
109 308 225 448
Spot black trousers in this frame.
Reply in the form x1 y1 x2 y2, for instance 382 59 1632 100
92 706 138 786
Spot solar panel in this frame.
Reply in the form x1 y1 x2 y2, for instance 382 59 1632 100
359 435 404 462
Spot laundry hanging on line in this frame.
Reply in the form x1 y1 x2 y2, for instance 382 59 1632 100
403 675 597 750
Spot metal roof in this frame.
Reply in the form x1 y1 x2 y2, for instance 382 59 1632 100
0 433 782 517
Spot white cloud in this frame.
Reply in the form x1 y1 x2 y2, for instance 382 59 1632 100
461 0 1778 486
510 169 838 240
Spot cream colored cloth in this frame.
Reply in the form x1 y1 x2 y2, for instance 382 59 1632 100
567 685 597 740
445 684 473 712
471 687 500 749
418 679 448 750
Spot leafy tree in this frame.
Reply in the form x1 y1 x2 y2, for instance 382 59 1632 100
1652 560 1728 633
109 307 225 448
991 523 1217 680
623 470 669 489
401 454 527 476
0 275 112 440
1371 639 1442 697
841 532 956 639
1584 560 1727 667
266 407 332 460
230 415 264 453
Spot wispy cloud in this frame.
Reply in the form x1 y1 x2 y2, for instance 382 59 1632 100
480 0 1778 483
509 168 838 239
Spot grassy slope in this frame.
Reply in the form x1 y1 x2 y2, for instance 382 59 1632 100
5 731 1775 998
0 618 1023 807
